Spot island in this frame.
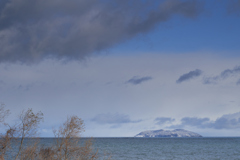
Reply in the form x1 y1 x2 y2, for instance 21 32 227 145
135 129 202 138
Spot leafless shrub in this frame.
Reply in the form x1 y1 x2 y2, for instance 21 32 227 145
52 116 98 160
0 104 10 124
19 141 38 160
0 106 44 160
38 147 55 160
0 104 12 159
14 108 44 160
77 139 98 160
0 105 101 160
0 127 15 159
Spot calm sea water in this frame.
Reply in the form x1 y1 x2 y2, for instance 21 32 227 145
7 137 240 160
92 137 240 160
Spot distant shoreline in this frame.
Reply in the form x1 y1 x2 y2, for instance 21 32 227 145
26 136 240 139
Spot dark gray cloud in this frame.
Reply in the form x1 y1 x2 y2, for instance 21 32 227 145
170 112 240 129
203 66 240 84
126 76 152 85
180 117 210 128
91 113 142 125
227 0 240 15
176 69 202 83
0 0 203 63
155 117 175 125
220 66 240 79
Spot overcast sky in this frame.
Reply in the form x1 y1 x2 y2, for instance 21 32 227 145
0 0 240 137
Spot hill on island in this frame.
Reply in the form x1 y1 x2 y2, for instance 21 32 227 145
135 129 202 138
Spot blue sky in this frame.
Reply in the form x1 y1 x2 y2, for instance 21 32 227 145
0 0 240 137
111 1 240 55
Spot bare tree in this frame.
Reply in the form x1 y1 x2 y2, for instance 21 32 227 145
0 106 44 160
52 116 98 160
0 104 10 124
0 105 100 160
14 108 44 160
0 104 12 159
38 147 55 160
18 141 39 160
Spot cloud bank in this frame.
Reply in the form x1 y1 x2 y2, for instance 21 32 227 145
176 69 202 83
203 66 240 84
170 112 240 129
91 113 142 125
0 0 202 63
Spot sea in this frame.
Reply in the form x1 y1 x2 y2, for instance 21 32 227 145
6 137 240 160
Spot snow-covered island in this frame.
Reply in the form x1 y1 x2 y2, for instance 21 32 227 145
135 129 202 138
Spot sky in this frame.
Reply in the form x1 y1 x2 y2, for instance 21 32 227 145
0 0 240 137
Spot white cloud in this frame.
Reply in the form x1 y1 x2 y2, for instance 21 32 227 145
0 53 240 136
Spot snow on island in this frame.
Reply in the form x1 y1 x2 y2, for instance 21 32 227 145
135 129 202 138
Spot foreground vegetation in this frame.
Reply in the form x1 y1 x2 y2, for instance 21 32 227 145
0 104 98 160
